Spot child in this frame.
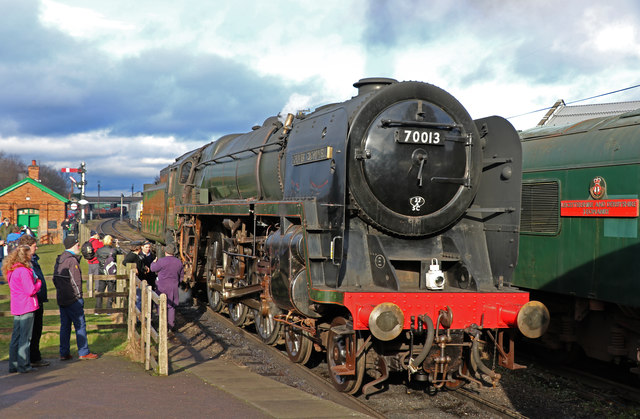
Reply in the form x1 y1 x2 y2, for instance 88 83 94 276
5 245 41 373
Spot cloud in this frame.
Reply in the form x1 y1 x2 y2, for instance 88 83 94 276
2 0 640 196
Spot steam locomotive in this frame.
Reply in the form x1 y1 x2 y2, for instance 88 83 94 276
141 78 549 394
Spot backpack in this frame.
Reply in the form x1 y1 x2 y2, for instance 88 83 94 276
99 250 117 275
104 253 117 275
81 240 95 260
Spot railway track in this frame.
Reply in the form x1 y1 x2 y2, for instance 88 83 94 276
175 301 384 418
173 295 640 418
96 219 145 250
174 298 534 418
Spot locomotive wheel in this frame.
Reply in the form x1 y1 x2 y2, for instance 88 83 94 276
285 325 313 364
227 278 249 326
444 362 468 390
253 305 282 346
228 299 249 326
205 238 223 312
326 317 365 395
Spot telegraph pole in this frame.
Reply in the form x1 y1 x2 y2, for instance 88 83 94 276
97 180 101 219
80 162 87 223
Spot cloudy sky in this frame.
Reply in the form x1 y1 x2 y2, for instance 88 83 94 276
2 0 640 196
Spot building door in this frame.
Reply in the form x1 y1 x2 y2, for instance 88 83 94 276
17 208 39 237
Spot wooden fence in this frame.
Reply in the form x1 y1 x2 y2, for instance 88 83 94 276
1 261 169 376
126 268 168 375
0 274 127 333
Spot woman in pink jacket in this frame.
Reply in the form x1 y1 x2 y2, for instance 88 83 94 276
4 244 41 373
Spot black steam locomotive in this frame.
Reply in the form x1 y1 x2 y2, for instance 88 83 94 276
141 78 548 394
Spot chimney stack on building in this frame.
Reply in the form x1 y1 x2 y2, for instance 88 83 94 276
28 160 40 181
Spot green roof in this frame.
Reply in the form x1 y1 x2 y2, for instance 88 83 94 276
0 178 69 203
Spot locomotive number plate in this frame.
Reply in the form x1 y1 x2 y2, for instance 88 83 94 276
395 129 444 145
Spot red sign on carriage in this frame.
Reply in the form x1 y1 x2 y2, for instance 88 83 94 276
560 199 639 217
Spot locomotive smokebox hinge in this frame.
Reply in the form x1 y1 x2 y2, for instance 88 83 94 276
355 148 371 160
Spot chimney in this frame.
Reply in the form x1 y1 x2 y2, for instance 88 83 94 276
28 160 40 181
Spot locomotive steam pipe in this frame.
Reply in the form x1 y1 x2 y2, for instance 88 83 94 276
408 314 435 373
471 336 501 385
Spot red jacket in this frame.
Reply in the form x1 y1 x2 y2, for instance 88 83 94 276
88 237 104 264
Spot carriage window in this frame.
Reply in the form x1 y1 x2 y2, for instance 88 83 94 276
179 162 192 184
520 181 559 234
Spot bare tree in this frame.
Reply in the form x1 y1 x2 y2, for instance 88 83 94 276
0 154 71 197
0 153 26 190
39 164 72 197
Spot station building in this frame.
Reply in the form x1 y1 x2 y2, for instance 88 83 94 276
0 160 69 244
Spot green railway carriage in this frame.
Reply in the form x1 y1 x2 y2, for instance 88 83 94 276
514 109 640 368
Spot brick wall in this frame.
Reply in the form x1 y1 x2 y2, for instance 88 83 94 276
0 182 66 244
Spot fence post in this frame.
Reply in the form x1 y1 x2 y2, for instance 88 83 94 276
139 279 148 363
115 254 125 311
127 267 136 347
79 224 89 246
145 284 152 371
158 293 168 375
88 274 94 298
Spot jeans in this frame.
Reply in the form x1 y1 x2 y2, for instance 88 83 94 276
59 299 90 357
95 280 115 310
9 311 35 372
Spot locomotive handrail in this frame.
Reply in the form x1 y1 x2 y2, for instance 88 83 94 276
223 249 257 259
195 141 285 168
380 119 462 130
466 206 516 213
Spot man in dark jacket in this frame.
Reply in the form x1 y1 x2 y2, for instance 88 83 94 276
52 236 98 360
122 244 144 274
18 234 50 367
140 241 157 288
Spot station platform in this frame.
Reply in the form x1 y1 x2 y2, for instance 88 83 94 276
0 341 370 418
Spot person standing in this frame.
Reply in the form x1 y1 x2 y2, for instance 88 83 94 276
140 242 157 289
122 244 144 275
61 217 71 240
87 230 104 276
18 235 50 367
52 236 98 360
150 244 184 331
5 245 41 373
123 244 145 310
95 235 123 312
70 216 79 237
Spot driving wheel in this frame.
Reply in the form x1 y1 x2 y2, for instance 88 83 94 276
254 303 282 345
326 316 365 394
205 234 223 312
285 325 313 364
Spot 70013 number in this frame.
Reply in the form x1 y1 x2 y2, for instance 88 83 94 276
395 129 444 145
